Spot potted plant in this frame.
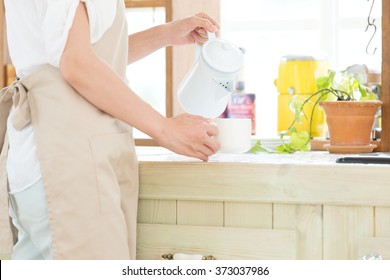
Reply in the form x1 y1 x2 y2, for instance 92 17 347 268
251 69 382 154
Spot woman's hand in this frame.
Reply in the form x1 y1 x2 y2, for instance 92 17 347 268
165 12 220 46
127 12 219 63
156 114 220 161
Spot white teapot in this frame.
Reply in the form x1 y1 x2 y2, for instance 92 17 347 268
177 33 244 118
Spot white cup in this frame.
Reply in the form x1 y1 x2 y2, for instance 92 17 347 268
212 118 252 154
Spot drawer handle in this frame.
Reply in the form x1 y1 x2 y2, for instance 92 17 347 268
162 253 216 260
361 253 383 260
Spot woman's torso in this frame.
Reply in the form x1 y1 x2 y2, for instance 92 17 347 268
4 0 117 193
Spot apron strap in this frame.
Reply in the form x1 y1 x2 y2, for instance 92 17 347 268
0 134 13 259
0 85 13 152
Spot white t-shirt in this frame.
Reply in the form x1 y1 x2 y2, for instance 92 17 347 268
5 0 117 193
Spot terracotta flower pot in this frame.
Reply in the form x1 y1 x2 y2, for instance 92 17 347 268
319 100 382 153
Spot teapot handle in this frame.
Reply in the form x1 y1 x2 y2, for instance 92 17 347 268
195 32 217 61
207 31 216 41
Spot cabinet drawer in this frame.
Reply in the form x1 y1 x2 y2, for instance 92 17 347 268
136 224 297 260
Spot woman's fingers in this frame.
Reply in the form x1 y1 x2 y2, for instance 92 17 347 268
193 12 220 32
157 113 221 161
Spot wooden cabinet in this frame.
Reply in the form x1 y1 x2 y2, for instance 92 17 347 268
136 149 390 260
136 199 297 259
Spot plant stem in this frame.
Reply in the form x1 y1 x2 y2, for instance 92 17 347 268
279 88 354 153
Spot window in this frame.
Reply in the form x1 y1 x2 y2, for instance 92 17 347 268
220 0 382 139
124 0 172 145
126 7 167 139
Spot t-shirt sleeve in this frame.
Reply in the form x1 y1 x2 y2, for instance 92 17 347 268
42 0 117 67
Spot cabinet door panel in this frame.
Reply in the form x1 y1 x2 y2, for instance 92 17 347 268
274 204 322 259
323 206 374 259
375 207 390 236
137 199 176 224
177 201 224 226
224 202 272 228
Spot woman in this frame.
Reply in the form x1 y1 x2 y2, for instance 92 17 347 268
0 0 220 260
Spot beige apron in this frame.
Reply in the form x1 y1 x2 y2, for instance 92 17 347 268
0 0 139 259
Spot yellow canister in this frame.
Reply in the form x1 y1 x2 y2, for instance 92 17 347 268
275 55 329 137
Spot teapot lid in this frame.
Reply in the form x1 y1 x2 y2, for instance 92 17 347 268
202 37 244 73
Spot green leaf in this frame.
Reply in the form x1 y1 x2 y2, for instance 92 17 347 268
249 140 276 154
358 84 377 100
358 83 367 98
289 131 311 151
289 95 305 123
275 144 291 154
316 76 329 90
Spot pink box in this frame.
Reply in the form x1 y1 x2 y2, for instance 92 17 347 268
220 93 256 135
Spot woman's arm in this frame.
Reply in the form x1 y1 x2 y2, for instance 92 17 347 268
127 12 219 64
60 3 219 161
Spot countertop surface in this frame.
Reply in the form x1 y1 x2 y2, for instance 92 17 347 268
136 146 390 166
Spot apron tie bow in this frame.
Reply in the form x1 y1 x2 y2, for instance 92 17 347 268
0 79 31 131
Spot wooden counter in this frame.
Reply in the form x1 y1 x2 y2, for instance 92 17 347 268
136 147 390 260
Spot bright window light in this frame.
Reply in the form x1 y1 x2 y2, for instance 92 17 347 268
221 0 382 138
